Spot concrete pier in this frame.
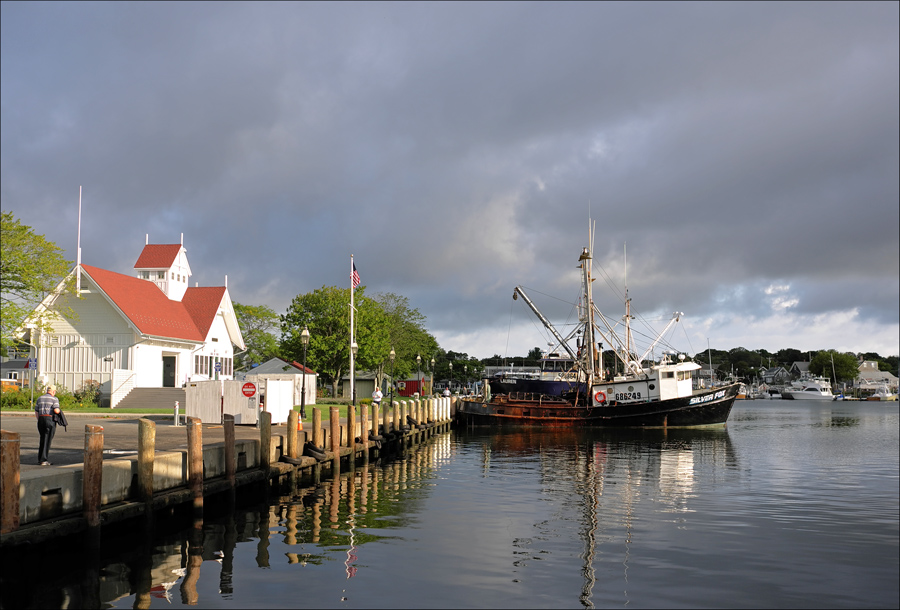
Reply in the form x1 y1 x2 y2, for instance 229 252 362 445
0 401 456 548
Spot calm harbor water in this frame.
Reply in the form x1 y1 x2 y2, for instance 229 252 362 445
3 400 898 609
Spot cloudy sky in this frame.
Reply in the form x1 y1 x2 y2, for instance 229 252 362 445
2 2 898 360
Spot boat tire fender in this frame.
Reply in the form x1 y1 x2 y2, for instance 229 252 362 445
303 442 327 461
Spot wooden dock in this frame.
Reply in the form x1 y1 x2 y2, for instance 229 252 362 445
0 397 456 547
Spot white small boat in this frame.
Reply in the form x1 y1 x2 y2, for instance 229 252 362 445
782 377 835 400
866 385 898 401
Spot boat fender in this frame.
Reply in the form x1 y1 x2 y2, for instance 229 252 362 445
407 415 419 426
303 442 327 461
594 391 606 404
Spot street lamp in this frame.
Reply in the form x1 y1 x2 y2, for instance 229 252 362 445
464 364 468 395
430 357 435 396
300 326 309 419
449 362 453 393
416 354 421 397
389 347 395 410
351 342 359 410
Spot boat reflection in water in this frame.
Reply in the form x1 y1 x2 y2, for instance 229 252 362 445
471 426 736 609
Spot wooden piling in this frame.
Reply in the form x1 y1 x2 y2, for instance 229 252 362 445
187 417 203 517
313 407 323 448
83 424 104 529
259 411 271 471
360 404 368 449
137 418 155 503
224 414 235 488
288 411 299 459
348 403 356 454
0 430 20 534
329 407 340 455
391 401 399 435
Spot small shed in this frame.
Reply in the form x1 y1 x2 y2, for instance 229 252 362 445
239 358 316 407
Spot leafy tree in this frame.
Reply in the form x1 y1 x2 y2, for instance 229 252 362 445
281 286 389 398
775 348 804 367
1 212 72 351
233 302 280 369
809 350 859 383
375 292 439 386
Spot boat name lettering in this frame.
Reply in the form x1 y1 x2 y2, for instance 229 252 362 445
689 390 726 405
615 392 642 401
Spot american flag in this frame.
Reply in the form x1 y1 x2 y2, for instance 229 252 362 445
351 262 360 290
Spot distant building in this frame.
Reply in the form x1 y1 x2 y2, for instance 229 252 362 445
856 361 899 392
237 357 317 406
790 362 811 379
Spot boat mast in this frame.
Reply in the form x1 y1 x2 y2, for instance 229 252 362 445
580 220 597 382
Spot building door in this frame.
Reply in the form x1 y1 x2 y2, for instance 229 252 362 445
163 356 176 387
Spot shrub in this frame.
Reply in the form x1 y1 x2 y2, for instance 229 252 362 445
0 388 31 410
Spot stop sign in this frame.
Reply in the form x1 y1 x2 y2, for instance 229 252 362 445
242 382 257 397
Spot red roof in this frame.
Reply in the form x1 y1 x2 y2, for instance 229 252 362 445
182 287 227 338
81 265 222 342
291 361 316 374
134 244 182 269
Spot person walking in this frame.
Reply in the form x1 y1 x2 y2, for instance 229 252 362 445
35 385 61 465
372 386 383 407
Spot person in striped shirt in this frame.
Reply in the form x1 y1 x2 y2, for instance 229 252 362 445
34 385 61 465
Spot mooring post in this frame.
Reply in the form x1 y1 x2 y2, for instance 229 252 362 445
138 418 155 503
313 407 323 448
347 403 356 456
186 417 203 518
392 401 399 435
329 407 340 456
259 411 271 471
360 403 368 450
83 424 104 529
224 414 235 489
0 430 20 534
288 411 299 459
370 403 378 437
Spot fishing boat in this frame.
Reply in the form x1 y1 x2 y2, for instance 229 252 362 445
458 221 740 428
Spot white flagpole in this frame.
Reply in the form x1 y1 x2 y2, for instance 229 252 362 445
76 186 83 294
350 255 355 408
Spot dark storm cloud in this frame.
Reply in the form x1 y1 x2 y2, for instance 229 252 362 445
2 2 897 357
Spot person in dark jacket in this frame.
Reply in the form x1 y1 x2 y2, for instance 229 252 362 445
34 385 61 465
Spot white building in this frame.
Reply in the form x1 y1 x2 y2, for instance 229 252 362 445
18 239 245 407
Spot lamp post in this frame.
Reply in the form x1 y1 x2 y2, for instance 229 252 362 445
430 357 435 396
449 362 453 393
416 354 421 397
464 364 468 395
389 347 395 409
351 342 359 411
300 326 309 419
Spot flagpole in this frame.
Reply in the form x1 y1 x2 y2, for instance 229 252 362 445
350 255 356 410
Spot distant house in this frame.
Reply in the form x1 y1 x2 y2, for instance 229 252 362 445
760 366 791 385
856 361 899 392
16 237 244 406
238 357 317 406
790 362 811 379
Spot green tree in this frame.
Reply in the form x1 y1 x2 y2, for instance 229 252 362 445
0 212 72 350
375 292 439 387
281 286 389 398
809 350 859 383
233 302 280 369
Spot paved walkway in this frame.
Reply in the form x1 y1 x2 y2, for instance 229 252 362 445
0 412 293 472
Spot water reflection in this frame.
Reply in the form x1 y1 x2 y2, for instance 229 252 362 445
466 427 737 609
